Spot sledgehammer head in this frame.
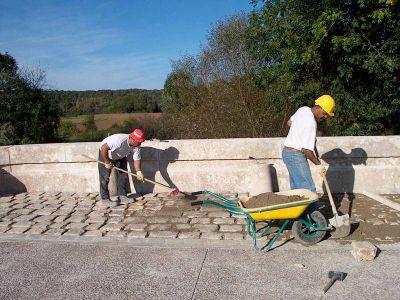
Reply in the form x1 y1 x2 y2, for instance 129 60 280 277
328 271 346 281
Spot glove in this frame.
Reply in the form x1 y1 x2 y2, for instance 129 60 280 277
105 162 114 170
318 165 326 176
136 170 145 182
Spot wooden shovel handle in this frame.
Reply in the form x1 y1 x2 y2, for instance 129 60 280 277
321 172 339 215
81 154 173 190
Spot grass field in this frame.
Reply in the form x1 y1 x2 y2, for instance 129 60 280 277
62 112 162 130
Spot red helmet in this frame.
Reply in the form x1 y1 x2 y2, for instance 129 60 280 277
130 129 145 143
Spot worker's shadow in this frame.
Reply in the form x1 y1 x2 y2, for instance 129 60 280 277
127 146 180 195
0 168 27 195
319 148 368 221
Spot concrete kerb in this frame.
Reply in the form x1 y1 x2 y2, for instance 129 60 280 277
1 233 400 252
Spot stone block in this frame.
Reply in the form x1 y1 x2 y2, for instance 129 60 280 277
351 241 378 261
148 231 178 238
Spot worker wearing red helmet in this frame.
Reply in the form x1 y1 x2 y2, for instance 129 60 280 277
98 129 145 207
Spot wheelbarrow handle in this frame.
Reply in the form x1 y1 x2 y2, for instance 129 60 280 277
191 200 204 206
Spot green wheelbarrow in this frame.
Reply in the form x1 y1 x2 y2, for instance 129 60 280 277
190 189 330 253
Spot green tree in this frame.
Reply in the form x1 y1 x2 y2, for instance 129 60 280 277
0 52 59 145
248 0 400 135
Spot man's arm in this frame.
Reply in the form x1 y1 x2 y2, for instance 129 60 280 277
302 148 321 165
133 160 141 172
287 119 292 127
100 144 111 164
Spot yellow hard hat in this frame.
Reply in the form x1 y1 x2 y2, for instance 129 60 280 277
315 95 335 117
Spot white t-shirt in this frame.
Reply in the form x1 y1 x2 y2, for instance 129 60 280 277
284 107 316 151
99 134 141 161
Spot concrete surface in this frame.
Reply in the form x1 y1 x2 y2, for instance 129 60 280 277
0 237 399 299
1 136 400 195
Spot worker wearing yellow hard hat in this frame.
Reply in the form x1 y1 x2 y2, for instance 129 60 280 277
282 95 336 193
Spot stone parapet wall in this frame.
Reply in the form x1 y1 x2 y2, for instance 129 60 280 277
1 136 399 195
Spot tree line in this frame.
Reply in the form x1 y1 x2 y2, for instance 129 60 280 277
47 89 162 116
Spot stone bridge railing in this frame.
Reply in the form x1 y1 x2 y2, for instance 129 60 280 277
1 136 399 195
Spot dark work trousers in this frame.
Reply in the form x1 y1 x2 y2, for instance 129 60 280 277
98 151 128 199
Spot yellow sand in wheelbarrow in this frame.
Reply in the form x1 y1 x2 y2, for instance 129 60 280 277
190 189 330 252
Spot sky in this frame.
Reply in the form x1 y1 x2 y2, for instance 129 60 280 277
0 0 254 91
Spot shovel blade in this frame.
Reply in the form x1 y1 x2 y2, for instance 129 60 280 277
329 214 351 238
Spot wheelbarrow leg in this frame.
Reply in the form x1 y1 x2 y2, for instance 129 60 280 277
250 219 290 253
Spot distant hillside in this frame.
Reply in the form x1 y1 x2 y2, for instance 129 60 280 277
46 89 163 116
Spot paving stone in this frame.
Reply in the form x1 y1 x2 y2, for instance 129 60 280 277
65 222 88 230
105 231 127 238
123 217 147 224
66 216 88 223
63 228 84 236
207 211 230 218
178 232 200 239
88 211 107 217
11 203 29 209
126 205 144 211
125 223 147 231
25 204 45 210
146 217 169 224
107 217 124 224
83 231 103 237
0 221 13 228
201 232 222 240
149 231 177 238
199 206 224 212
223 232 244 240
7 226 30 234
193 224 219 232
155 210 182 217
147 224 172 231
100 223 124 232
35 209 56 216
235 218 248 225
145 206 162 211
169 217 189 224
213 218 235 225
127 231 148 238
11 208 34 215
175 224 192 231
12 221 34 228
0 196 13 202
12 215 36 222
0 226 11 233
190 218 211 224
107 212 125 219
86 217 107 224
33 215 56 222
1 213 19 221
85 223 105 231
134 210 157 217
219 225 244 232
53 215 69 223
25 226 48 235
183 211 208 218
48 221 70 229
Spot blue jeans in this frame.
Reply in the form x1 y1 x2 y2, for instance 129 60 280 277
282 148 316 193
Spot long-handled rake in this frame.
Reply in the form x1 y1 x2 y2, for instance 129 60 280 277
82 155 181 197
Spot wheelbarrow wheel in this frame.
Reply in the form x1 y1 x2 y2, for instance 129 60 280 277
291 210 327 245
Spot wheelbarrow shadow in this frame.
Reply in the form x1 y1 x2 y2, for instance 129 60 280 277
127 146 180 195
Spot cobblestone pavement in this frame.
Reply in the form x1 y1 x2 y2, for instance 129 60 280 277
0 192 399 245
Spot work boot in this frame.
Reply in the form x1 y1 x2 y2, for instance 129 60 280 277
119 195 134 204
101 198 117 207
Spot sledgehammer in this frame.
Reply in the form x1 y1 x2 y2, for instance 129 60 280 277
322 271 347 294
